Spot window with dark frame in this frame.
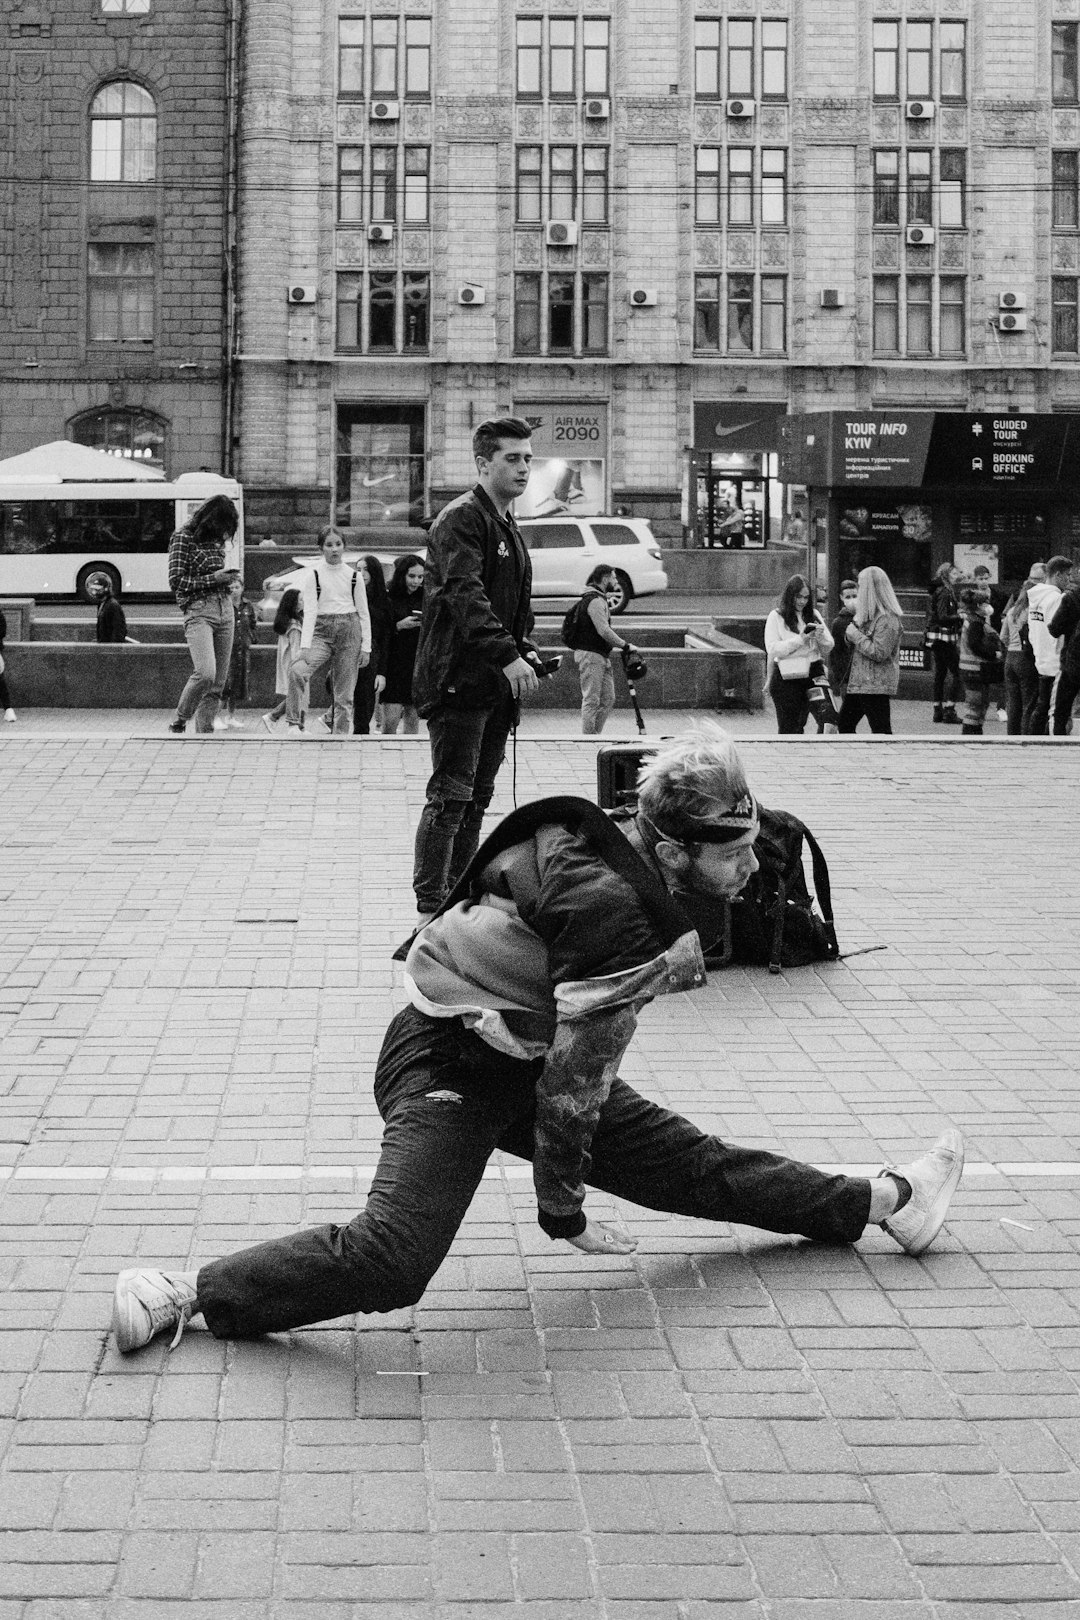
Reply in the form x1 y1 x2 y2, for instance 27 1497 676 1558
71 406 165 467
1052 276 1079 351
549 17 576 97
873 275 900 352
873 150 900 225
940 277 965 354
906 274 932 353
581 273 608 354
582 147 609 224
907 150 932 223
402 271 429 350
549 145 576 217
760 276 786 352
727 273 753 351
1053 23 1079 104
548 273 575 351
761 20 788 98
939 21 966 100
694 275 721 348
583 18 609 95
338 18 364 98
728 147 753 226
404 17 430 97
403 147 429 223
1053 150 1080 227
761 149 786 225
695 146 720 224
512 273 608 355
940 149 966 228
873 21 900 99
336 272 362 348
338 146 364 223
517 18 542 96
101 0 150 13
515 272 542 352
88 243 154 345
370 146 396 222
694 19 721 98
371 17 398 98
727 19 754 98
90 82 156 183
516 146 542 223
906 21 933 99
368 270 396 350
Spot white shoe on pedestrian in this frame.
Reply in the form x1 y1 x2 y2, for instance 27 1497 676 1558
227 716 244 729
3 709 15 723
878 1129 965 1256
260 713 276 733
286 724 303 736
112 1268 199 1353
996 708 1008 723
212 716 229 731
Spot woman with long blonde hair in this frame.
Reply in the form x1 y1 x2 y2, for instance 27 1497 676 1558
837 565 904 734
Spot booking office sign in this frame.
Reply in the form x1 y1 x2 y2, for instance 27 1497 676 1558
831 411 1076 490
514 403 608 519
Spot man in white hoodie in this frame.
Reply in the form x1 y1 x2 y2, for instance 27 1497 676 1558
1025 555 1072 735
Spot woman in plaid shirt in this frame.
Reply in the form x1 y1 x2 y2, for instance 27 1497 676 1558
167 495 241 734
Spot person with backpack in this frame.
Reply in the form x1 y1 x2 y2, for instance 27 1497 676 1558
924 562 962 724
999 579 1039 736
1047 562 1080 736
1026 555 1073 735
286 526 371 736
957 585 1005 736
562 564 637 734
111 724 966 1355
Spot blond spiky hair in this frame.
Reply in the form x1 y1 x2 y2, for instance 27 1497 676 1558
636 723 754 844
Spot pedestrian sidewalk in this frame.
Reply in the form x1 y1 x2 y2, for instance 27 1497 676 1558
1 731 1079 1616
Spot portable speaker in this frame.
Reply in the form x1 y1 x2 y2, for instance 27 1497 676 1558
596 742 658 809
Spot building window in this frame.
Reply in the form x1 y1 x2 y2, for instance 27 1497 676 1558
371 17 398 97
695 147 720 224
906 274 932 353
939 22 966 100
694 275 720 347
940 150 966 228
1053 23 1079 104
338 18 364 98
101 0 150 12
336 273 362 348
728 149 753 225
761 276 786 351
727 274 754 350
873 21 899 99
369 273 397 350
940 277 965 354
1053 277 1079 351
583 19 609 95
906 21 933 99
336 403 426 528
583 147 609 224
695 20 721 98
873 150 900 225
404 18 430 97
515 272 542 352
761 148 787 225
403 271 429 350
873 276 900 352
517 18 542 96
88 243 154 345
727 20 754 98
550 146 576 216
337 146 364 223
70 406 165 467
513 272 608 355
404 148 429 222
761 20 788 98
370 146 396 222
907 150 932 223
517 147 542 223
1053 150 1079 228
550 17 575 96
334 271 428 355
90 82 156 182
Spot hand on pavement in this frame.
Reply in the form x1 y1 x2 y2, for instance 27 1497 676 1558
565 1218 638 1255
502 656 540 699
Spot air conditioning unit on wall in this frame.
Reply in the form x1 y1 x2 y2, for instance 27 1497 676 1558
628 288 657 307
584 97 610 119
370 100 400 121
726 98 755 118
906 225 935 245
546 220 579 246
368 223 394 244
999 291 1026 310
906 99 935 119
996 311 1028 332
287 284 316 304
457 283 486 305
820 289 845 309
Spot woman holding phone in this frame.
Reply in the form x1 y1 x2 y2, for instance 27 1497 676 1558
381 553 425 735
764 574 834 735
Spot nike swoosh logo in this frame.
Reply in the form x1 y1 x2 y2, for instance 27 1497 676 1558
712 421 759 438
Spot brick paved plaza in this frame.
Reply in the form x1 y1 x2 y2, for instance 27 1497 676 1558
1 724 1079 1617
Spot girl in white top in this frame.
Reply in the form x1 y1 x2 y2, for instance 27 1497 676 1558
764 573 834 735
286 527 371 734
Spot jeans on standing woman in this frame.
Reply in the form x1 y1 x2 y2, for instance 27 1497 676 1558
575 649 615 734
769 672 813 734
176 592 235 733
287 614 364 733
194 1005 872 1338
1004 651 1038 735
837 693 893 734
930 639 962 708
412 692 516 914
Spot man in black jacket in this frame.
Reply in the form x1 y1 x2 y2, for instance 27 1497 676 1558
411 417 542 920
1048 565 1080 736
91 577 127 644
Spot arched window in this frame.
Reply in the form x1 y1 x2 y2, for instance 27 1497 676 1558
70 408 167 470
90 82 156 182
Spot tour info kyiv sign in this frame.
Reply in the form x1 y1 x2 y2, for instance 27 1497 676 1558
779 412 1080 490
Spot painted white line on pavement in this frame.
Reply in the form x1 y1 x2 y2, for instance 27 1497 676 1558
1 1160 1079 1185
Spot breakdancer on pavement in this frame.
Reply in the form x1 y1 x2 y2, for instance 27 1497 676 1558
112 727 964 1352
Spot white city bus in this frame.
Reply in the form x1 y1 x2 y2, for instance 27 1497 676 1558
0 468 244 602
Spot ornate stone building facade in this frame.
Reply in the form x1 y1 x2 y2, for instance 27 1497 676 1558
235 0 1080 545
0 0 232 474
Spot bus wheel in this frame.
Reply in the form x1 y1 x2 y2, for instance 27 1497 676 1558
77 563 121 603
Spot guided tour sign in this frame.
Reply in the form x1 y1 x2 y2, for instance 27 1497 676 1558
781 411 1080 490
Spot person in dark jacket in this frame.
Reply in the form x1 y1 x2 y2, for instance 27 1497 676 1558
411 417 542 921
110 726 967 1354
352 555 393 734
1047 568 1080 737
957 586 1004 735
823 577 859 730
382 553 425 734
564 563 633 734
925 563 962 724
91 578 127 644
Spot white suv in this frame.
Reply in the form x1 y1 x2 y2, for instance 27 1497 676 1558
518 516 667 614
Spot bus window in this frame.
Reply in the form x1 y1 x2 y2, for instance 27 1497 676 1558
0 502 58 555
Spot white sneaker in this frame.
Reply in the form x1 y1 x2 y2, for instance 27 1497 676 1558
3 709 15 723
212 716 229 732
112 1268 199 1353
996 708 1008 723
878 1129 965 1256
227 716 244 729
260 713 276 733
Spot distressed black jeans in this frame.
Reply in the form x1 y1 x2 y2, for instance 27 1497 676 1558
196 1007 872 1338
411 693 515 913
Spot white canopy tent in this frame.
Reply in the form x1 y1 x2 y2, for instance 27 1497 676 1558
0 441 165 485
